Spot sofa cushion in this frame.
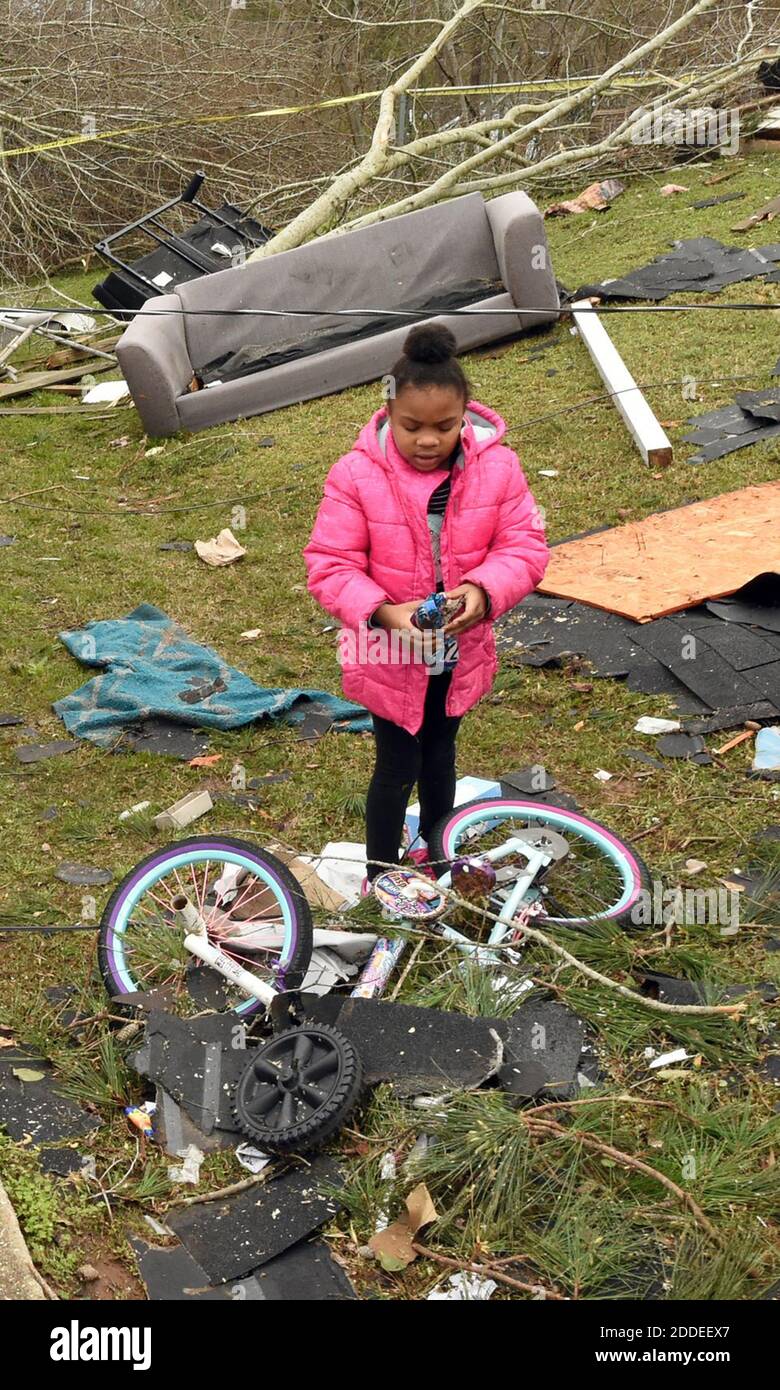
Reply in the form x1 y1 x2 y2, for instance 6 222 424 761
177 192 499 372
176 293 521 432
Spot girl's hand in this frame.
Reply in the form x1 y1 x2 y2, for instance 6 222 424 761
442 582 488 635
372 600 425 634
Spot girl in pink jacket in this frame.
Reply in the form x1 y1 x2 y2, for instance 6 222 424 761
304 324 548 882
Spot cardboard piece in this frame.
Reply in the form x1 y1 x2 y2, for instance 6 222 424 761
538 483 780 622
268 843 349 912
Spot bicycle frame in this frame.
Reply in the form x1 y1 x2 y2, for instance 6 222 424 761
432 835 553 963
172 893 278 1007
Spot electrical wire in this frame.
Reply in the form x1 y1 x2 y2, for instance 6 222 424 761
2 300 780 319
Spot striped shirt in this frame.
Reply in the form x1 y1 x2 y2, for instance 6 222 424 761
425 467 458 672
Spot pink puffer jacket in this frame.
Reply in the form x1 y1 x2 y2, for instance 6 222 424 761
304 400 548 734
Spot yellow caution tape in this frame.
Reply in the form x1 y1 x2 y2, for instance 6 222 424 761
1 71 718 161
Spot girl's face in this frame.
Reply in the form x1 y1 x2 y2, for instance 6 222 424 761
388 384 465 472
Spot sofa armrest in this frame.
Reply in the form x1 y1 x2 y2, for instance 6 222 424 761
115 292 192 437
484 191 559 329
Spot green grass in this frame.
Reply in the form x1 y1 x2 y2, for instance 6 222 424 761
1 150 779 1298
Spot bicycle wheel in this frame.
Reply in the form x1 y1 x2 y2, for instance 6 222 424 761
428 798 651 929
98 835 313 1018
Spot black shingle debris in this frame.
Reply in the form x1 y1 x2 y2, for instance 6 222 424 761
497 592 780 723
272 995 504 1095
130 1011 247 1137
637 970 779 1006
498 999 586 1100
684 390 780 464
707 573 780 634
0 1051 101 1145
167 1156 345 1283
131 1235 357 1301
567 237 780 303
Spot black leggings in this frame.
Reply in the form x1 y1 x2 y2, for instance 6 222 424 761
365 672 462 880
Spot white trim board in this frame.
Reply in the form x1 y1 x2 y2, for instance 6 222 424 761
571 299 673 467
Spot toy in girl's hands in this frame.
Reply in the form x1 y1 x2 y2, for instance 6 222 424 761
451 855 497 901
410 590 466 631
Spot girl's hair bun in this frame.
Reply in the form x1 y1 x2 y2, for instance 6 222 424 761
403 324 457 364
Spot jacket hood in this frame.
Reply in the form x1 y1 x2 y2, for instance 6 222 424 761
355 399 507 473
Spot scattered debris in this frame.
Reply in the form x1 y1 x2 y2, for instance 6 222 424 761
753 726 780 775
92 171 274 314
296 707 334 742
159 541 194 552
0 1051 100 1144
537 483 780 622
571 299 672 467
660 184 689 196
167 1156 344 1283
545 178 624 217
154 1086 233 1158
593 768 613 782
569 237 780 303
131 1011 247 1137
635 716 681 734
131 1234 356 1301
428 1272 497 1301
122 718 211 760
272 995 504 1096
497 999 585 1100
691 191 744 210
626 749 665 770
37 1145 95 1178
648 1048 691 1070
167 1144 204 1185
54 604 369 747
154 789 213 831
500 765 557 795
656 732 711 764
498 591 780 719
732 194 780 233
707 573 780 633
637 970 778 1006
81 378 130 405
14 739 80 763
194 527 247 567
684 390 780 465
54 861 113 886
119 800 151 820
235 1144 272 1175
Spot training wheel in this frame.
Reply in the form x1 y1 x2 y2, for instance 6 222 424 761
372 868 448 920
232 1023 363 1156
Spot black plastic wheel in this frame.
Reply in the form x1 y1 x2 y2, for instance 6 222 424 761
232 1023 364 1156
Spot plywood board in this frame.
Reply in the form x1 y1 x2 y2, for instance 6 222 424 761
538 482 780 622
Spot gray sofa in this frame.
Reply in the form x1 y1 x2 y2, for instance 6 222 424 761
115 189 559 437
